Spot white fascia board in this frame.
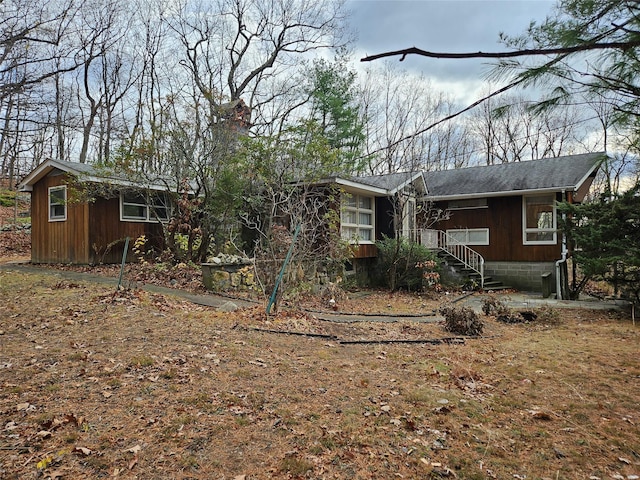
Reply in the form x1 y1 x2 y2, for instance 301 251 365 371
332 177 389 195
387 172 426 195
422 186 575 202
572 164 600 192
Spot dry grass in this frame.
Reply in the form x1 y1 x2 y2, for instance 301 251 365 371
0 268 638 479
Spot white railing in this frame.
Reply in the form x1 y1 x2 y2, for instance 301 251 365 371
403 229 485 288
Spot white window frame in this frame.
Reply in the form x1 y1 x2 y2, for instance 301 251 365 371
341 193 375 244
401 197 416 240
48 186 67 222
447 198 488 210
120 192 170 223
522 194 557 245
445 228 489 246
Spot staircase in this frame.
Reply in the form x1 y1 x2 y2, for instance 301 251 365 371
419 229 510 291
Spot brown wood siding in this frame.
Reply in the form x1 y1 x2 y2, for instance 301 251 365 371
31 174 90 264
431 195 562 262
88 197 164 264
353 243 377 258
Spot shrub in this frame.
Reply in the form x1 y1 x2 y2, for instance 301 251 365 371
535 305 561 324
440 305 484 336
481 295 509 316
372 236 439 291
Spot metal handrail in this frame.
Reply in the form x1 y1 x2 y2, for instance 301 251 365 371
404 229 485 288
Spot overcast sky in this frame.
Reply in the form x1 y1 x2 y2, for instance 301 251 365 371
346 0 556 104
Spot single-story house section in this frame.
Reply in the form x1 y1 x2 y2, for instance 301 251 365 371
310 170 427 259
18 159 180 264
324 152 604 296
422 152 605 295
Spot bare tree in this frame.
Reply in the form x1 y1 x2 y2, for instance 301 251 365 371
469 92 586 164
0 0 84 101
358 63 476 173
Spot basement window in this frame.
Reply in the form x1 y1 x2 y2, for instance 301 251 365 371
120 192 170 223
523 194 557 244
48 186 67 222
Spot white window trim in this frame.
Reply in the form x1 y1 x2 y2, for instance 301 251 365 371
341 193 375 244
401 197 416 240
522 194 557 245
445 228 489 246
48 186 67 222
119 192 170 223
447 198 488 210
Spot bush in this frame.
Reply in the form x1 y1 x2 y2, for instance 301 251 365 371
372 236 439 291
440 305 484 336
0 189 16 207
481 295 509 316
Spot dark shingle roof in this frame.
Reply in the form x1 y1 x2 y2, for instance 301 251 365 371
351 171 426 194
424 152 605 199
19 159 191 192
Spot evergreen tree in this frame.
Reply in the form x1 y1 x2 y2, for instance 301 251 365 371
307 55 366 174
558 182 640 302
492 0 640 127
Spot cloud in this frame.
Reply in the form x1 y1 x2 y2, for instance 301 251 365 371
348 0 555 85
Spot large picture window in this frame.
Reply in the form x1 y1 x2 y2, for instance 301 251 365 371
341 193 374 243
120 192 170 223
48 186 67 222
446 228 489 246
523 194 557 244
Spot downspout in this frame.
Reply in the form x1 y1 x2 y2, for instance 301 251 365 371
555 189 568 300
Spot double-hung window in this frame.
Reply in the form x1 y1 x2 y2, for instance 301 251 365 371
48 186 67 222
341 193 374 243
120 192 170 222
523 194 557 244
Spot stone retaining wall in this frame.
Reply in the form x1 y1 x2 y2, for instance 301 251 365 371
201 260 342 293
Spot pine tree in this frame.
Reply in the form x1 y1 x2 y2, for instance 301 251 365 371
559 182 640 302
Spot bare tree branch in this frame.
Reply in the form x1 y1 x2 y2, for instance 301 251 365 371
361 41 640 63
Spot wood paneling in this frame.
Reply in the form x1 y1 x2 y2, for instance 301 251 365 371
88 197 164 264
31 175 165 264
31 174 89 264
353 243 377 258
431 195 562 262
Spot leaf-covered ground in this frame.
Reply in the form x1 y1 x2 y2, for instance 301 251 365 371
1 264 639 480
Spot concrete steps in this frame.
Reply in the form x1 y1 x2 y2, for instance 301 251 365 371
439 252 511 291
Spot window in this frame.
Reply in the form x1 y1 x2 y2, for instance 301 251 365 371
445 228 489 246
120 192 170 222
341 193 374 243
402 198 416 240
523 194 557 244
448 198 488 210
48 186 67 222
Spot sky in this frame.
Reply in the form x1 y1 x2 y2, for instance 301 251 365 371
346 0 556 105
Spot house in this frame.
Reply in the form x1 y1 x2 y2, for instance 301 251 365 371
311 170 427 259
331 152 604 296
18 159 179 264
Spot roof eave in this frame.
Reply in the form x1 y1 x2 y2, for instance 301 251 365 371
422 185 579 202
387 171 427 195
311 177 389 195
17 159 186 193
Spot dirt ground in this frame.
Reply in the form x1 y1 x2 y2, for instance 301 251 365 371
0 206 639 479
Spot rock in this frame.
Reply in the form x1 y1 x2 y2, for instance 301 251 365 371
218 301 239 312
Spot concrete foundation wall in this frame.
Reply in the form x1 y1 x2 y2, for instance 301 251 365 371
484 261 557 293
